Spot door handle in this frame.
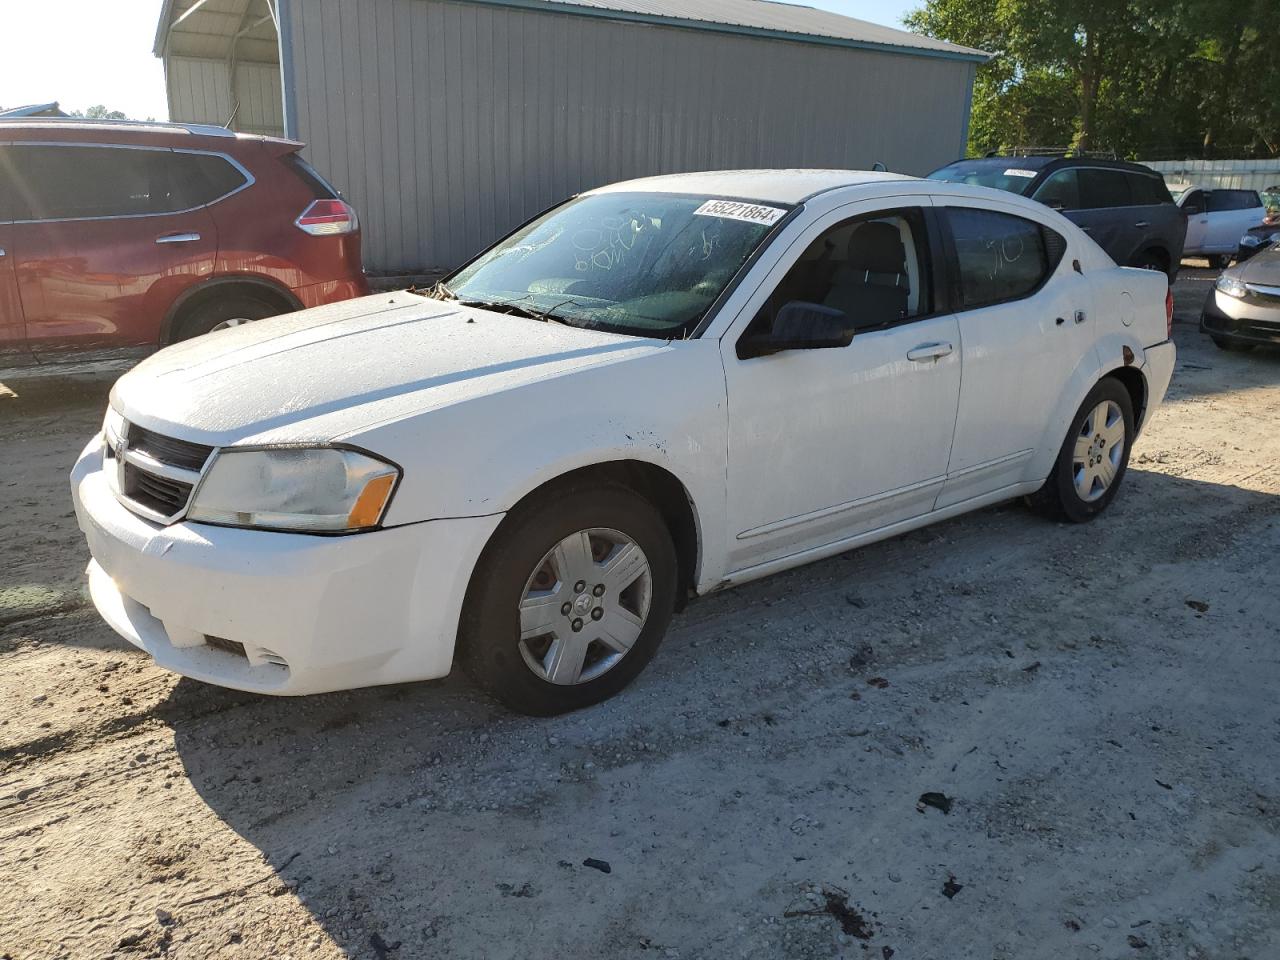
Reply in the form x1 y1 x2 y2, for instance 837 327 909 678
1080 226 1094 233
1134 221 1150 228
907 342 954 362
0 247 5 257
1074 309 1088 324
155 232 201 244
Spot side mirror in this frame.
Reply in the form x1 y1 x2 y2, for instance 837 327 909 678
1044 199 1066 212
737 301 855 360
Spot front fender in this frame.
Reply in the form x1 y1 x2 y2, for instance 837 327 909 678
350 339 732 587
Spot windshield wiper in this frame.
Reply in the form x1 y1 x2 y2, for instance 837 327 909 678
459 295 582 328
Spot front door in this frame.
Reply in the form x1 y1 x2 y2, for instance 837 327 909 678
721 201 962 573
6 143 217 354
933 201 1099 507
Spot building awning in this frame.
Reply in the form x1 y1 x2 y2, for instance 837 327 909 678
154 0 280 62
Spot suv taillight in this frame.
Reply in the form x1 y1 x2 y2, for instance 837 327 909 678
1165 286 1174 339
296 199 358 236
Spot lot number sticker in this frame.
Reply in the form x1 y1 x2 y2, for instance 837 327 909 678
694 199 788 226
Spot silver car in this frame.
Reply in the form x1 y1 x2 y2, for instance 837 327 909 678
1202 243 1280 351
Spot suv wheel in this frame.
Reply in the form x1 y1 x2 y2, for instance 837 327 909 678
459 484 677 715
172 293 281 342
1130 250 1169 277
1205 254 1228 270
1030 378 1134 523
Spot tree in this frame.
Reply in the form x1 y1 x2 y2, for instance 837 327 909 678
905 0 1280 159
70 105 129 121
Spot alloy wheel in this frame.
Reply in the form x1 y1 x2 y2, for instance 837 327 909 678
517 527 652 685
1072 400 1126 502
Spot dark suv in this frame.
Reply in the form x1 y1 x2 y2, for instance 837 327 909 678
0 119 368 371
928 157 1185 281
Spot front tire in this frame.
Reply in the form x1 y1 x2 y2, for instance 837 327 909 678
459 483 677 715
1205 254 1228 270
1031 378 1134 523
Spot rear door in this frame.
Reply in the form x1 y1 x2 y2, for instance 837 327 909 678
1070 168 1136 263
7 143 219 353
1206 190 1266 253
934 202 1097 508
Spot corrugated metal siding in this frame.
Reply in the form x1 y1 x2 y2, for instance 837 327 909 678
166 57 284 136
1143 159 1280 193
288 0 976 273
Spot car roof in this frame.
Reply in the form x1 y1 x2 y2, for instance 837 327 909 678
0 118 302 153
934 155 1163 177
587 169 918 205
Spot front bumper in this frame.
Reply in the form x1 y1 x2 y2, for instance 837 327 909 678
1201 289 1280 346
71 438 501 695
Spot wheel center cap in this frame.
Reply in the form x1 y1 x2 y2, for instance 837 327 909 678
574 593 594 615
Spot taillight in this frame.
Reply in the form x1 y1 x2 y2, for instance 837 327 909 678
295 199 358 236
1165 286 1174 340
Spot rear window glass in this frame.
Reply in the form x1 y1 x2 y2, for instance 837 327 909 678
1207 190 1262 212
1078 169 1133 209
945 207 1057 309
5 145 245 220
927 160 1043 196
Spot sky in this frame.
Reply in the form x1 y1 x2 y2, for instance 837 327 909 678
0 0 920 123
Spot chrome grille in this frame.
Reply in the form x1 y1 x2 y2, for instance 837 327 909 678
106 420 214 524
127 426 213 471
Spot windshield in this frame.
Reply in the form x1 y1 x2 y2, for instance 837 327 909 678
442 191 789 338
927 160 1043 196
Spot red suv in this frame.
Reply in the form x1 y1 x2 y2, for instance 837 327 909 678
0 119 368 368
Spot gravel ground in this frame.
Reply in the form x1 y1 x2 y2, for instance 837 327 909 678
1 268 1278 960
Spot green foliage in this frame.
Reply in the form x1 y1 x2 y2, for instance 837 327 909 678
906 0 1280 159
70 105 129 121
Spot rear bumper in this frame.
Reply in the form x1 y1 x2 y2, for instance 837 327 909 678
1142 340 1176 428
1201 289 1280 346
71 438 501 695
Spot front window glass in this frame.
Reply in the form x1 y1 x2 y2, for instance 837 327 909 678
444 192 789 339
1033 169 1081 210
748 208 930 339
927 160 1042 196
6 145 206 220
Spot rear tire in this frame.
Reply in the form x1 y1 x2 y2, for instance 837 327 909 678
458 483 678 716
1205 254 1228 270
171 294 281 342
1030 378 1134 524
1211 335 1254 352
1129 249 1170 279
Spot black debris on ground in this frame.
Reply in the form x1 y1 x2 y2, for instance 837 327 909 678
917 792 954 815
942 876 963 899
582 858 611 874
783 887 876 940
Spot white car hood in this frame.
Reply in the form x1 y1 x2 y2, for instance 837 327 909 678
111 292 665 446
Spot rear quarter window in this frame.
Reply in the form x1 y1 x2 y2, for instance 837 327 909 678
945 207 1065 310
282 154 340 199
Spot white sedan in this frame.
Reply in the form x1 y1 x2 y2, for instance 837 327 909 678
71 171 1176 715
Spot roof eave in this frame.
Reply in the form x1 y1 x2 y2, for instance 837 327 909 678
464 0 992 63
154 0 177 58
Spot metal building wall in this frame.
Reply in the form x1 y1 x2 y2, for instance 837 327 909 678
284 0 977 274
166 57 285 136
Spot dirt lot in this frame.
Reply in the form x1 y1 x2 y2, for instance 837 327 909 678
1 268 1278 960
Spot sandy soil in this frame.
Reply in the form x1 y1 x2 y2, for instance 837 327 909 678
1 269 1278 960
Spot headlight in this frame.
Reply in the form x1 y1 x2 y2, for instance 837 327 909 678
188 447 400 533
1216 274 1248 299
